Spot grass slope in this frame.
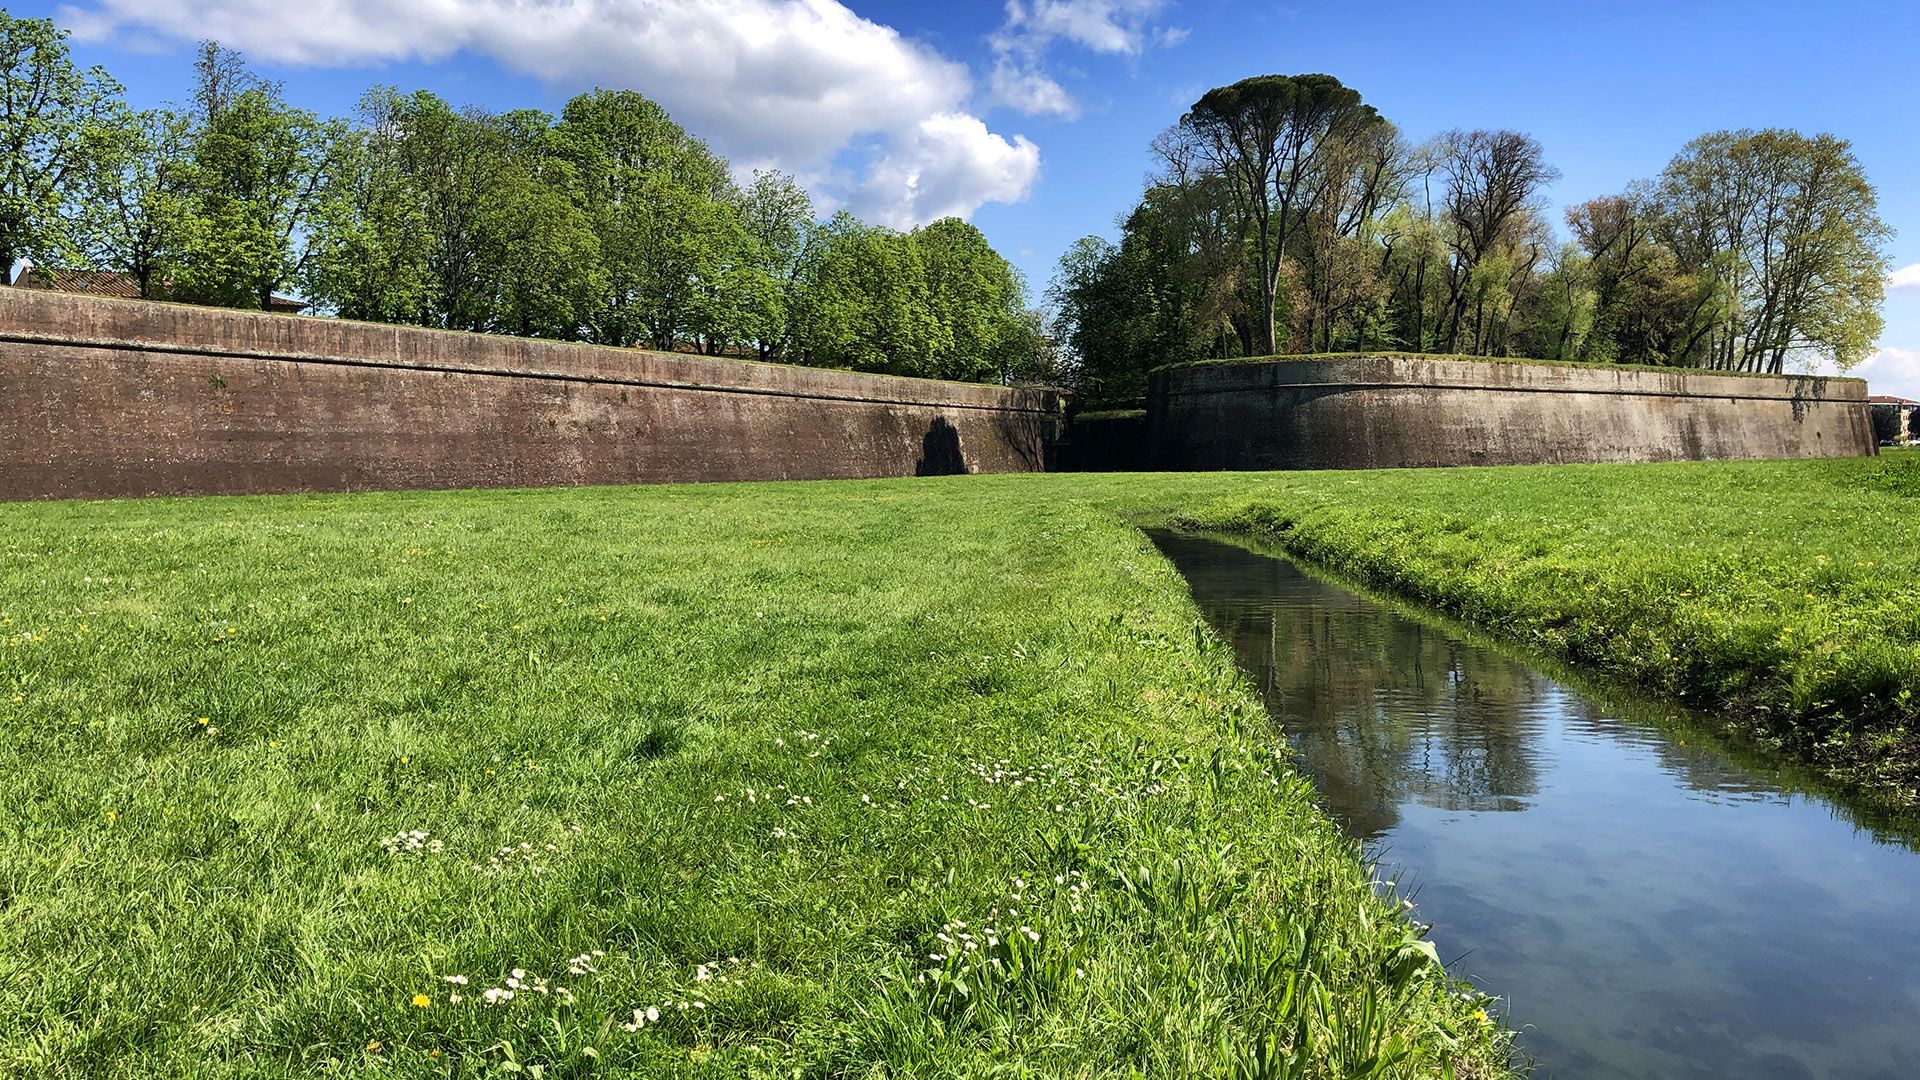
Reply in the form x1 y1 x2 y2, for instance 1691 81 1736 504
1 480 1506 1078
1165 451 1920 806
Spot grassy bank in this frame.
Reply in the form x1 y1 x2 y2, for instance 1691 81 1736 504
0 480 1509 1078
1163 451 1920 806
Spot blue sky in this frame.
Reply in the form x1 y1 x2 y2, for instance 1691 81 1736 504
19 0 1920 395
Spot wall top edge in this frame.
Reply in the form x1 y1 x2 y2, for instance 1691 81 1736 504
0 288 1059 413
1154 354 1868 402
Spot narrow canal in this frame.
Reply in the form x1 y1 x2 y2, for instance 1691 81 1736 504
1150 531 1920 1080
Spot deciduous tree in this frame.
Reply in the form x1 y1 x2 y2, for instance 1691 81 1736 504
0 12 125 277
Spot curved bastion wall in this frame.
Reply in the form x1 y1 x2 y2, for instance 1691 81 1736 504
0 289 1061 501
1146 355 1875 471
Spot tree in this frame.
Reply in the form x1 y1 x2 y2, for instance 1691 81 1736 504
303 88 435 322
1435 129 1558 354
1871 403 1903 445
792 213 940 375
555 88 736 350
170 42 342 310
1654 129 1890 372
915 217 1029 382
736 170 814 360
0 12 126 277
73 108 192 298
484 112 602 340
1173 73 1382 355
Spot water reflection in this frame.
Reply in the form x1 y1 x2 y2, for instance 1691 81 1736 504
1152 531 1920 1080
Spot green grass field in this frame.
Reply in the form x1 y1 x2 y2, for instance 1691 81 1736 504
6 452 1919 1077
0 478 1508 1079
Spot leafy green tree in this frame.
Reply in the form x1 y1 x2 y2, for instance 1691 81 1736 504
1655 129 1890 372
793 213 940 375
73 107 192 298
1173 73 1382 355
169 43 342 310
302 88 435 322
915 217 1030 382
737 170 815 360
0 11 126 277
481 108 602 339
555 89 736 350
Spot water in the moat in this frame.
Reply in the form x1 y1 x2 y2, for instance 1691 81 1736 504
1150 531 1920 1080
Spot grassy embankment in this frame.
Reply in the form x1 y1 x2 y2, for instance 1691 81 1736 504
1 479 1508 1079
1160 451 1920 806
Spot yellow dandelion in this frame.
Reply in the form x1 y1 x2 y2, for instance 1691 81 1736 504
104 810 118 822
197 717 210 726
412 994 432 1008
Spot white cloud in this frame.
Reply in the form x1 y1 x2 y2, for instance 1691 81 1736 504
852 113 1041 228
996 0 1173 56
988 0 1184 117
1852 346 1920 401
989 59 1080 120
56 0 1038 226
1888 263 1920 292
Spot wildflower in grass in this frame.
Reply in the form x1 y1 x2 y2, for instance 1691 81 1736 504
412 994 431 1008
379 830 443 855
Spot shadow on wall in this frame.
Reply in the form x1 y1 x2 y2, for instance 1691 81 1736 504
916 417 968 476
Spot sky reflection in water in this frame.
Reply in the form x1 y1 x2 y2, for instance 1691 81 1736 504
1151 532 1920 1080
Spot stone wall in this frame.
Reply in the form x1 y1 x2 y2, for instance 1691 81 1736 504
1148 355 1874 470
0 289 1061 501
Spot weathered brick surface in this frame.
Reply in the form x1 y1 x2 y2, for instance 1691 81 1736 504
1149 356 1876 470
0 290 1061 501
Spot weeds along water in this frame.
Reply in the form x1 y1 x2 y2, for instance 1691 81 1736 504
1161 450 1920 810
0 479 1511 1077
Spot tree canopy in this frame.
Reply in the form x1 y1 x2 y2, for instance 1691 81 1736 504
1051 73 1891 405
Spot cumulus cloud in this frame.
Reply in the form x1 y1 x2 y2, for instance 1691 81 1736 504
989 60 1080 120
55 0 1039 226
1888 263 1920 292
853 114 1041 228
995 0 1174 56
988 0 1185 117
1853 346 1920 400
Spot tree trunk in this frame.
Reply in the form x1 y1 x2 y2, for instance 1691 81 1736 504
1412 256 1426 350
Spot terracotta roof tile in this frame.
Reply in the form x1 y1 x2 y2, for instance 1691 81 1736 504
13 266 307 313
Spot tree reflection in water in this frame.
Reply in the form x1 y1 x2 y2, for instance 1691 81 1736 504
1158 530 1544 839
